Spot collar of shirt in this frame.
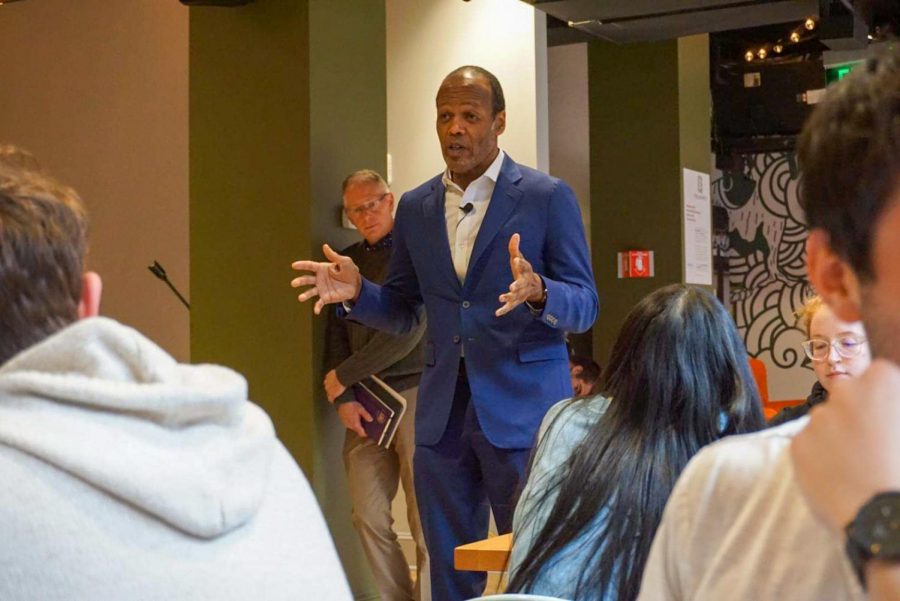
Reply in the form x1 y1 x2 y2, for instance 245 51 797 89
443 150 506 285
362 232 392 252
441 149 506 195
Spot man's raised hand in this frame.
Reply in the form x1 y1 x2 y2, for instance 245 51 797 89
496 233 544 317
291 244 362 314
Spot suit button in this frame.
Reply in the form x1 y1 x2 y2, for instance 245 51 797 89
462 301 471 309
452 335 461 344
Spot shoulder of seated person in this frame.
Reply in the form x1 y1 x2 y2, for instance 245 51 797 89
676 417 807 496
543 395 609 426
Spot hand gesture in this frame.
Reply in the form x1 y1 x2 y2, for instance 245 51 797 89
291 244 362 314
323 369 347 403
792 360 900 531
496 233 545 317
337 401 373 438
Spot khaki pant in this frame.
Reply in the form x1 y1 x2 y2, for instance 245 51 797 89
344 385 429 601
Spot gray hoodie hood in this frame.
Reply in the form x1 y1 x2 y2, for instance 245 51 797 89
0 317 275 539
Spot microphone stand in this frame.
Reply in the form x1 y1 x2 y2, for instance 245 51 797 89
148 261 191 310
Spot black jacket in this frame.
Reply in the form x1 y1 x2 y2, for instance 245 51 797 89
767 381 828 427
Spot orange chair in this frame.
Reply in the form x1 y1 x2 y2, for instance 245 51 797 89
748 358 776 419
748 358 804 420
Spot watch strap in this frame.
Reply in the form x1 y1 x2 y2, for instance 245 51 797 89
845 491 900 588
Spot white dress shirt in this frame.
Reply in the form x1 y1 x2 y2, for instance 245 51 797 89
443 150 506 283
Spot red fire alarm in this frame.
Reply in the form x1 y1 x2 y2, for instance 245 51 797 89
617 250 654 279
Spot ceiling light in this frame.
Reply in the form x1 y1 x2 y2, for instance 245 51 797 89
805 18 816 31
758 48 768 59
745 50 755 62
790 32 801 43
773 44 784 53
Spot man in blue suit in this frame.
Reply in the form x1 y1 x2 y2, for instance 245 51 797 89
293 65 597 600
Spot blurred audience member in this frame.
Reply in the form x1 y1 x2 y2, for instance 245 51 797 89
508 284 764 601
638 44 900 601
769 295 870 426
790 29 900 599
0 148 351 600
569 355 600 397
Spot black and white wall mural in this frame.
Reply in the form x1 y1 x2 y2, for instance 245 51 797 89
711 152 815 400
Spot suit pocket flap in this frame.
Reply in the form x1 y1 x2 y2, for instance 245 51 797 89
518 341 567 363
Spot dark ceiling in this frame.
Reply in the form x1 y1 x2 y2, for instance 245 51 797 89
524 0 822 44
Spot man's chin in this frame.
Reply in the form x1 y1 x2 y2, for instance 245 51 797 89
444 158 472 174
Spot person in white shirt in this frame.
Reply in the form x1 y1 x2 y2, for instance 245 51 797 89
637 44 900 601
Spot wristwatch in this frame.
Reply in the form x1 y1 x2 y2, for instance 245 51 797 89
845 491 900 588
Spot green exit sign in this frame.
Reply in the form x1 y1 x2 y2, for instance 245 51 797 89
826 62 862 84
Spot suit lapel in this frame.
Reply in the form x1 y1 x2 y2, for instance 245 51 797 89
421 179 462 293
465 157 523 288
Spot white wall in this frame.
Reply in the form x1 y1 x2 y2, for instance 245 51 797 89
386 0 547 198
548 43 591 246
0 0 190 361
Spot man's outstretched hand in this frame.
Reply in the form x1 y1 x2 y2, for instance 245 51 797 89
291 244 362 314
496 233 545 317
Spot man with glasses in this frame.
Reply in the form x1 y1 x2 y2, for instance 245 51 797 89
323 169 429 601
770 295 871 426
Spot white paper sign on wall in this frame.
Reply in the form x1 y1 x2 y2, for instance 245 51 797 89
683 168 712 286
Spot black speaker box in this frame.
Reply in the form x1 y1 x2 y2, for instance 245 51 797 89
713 58 825 140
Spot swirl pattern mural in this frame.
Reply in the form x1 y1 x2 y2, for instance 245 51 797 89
712 152 814 400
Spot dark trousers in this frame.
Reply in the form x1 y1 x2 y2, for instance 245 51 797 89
413 363 531 601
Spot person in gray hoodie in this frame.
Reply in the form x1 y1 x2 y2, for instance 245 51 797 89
0 146 352 601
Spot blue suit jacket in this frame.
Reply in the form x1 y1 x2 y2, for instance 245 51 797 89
346 156 598 448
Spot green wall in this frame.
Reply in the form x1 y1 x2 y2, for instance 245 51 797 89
190 2 386 598
589 36 711 363
190 0 314 467
308 1 388 599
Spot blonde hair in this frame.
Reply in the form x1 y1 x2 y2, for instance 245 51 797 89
796 295 825 336
341 169 388 196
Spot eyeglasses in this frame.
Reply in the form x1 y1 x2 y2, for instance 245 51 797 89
344 193 388 218
801 334 868 362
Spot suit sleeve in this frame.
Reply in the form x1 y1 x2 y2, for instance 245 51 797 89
533 179 598 333
344 195 425 335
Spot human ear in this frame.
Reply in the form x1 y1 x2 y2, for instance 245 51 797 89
77 271 103 319
492 110 506 135
806 230 862 322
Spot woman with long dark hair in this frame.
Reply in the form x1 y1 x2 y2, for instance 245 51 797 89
507 284 765 601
